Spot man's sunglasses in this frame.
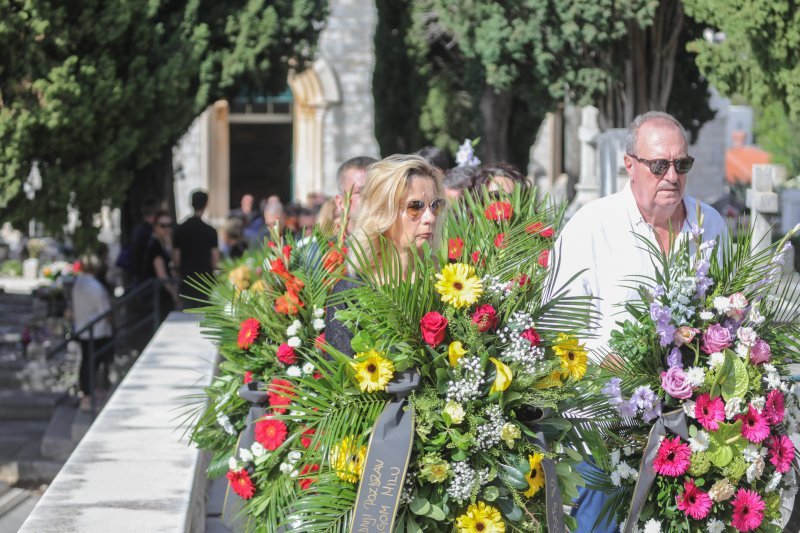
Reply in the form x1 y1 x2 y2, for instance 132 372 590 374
627 154 694 176
405 199 446 220
158 222 173 228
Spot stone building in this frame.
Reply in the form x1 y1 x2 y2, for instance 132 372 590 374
174 0 380 224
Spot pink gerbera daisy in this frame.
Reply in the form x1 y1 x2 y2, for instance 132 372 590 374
653 436 691 477
695 393 725 431
767 434 794 473
676 479 712 519
731 488 765 532
735 405 771 443
764 389 785 425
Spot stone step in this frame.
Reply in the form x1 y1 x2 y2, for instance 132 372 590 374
40 404 80 461
0 490 39 533
0 487 29 517
0 390 67 420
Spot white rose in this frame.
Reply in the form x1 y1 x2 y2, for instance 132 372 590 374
313 318 326 331
314 307 324 318
443 400 466 424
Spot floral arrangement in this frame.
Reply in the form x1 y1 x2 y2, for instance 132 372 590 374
41 260 76 280
591 223 800 533
275 188 599 532
186 233 345 528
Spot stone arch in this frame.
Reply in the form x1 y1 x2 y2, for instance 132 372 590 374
288 57 341 203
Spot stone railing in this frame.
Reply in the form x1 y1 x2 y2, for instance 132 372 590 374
18 312 216 532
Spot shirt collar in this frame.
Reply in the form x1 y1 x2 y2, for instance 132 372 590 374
622 181 693 232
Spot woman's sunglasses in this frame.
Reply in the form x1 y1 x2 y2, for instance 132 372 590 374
405 199 446 220
627 154 694 176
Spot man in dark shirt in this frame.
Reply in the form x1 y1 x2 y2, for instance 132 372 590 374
128 196 159 287
173 190 219 308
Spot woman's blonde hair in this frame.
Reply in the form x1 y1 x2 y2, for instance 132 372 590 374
348 154 444 275
317 198 338 237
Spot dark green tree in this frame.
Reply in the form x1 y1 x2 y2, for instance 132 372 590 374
0 0 325 246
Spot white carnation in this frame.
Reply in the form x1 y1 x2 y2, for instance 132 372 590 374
706 518 725 533
746 457 765 483
288 336 301 348
251 442 266 458
765 472 783 492
302 362 315 375
683 400 697 418
699 310 714 321
313 307 324 318
228 457 238 470
618 462 638 481
286 365 302 377
689 430 710 452
643 518 661 533
313 318 325 331
713 296 732 313
686 366 705 387
239 447 254 463
708 351 725 368
751 396 765 412
725 397 743 420
610 470 622 487
611 449 621 466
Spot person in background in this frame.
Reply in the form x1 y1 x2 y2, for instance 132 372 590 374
297 207 317 239
443 165 477 201
255 200 286 247
72 253 114 411
142 209 179 319
222 218 248 259
316 198 338 238
173 190 219 308
416 146 452 171
470 162 530 194
334 156 378 235
229 193 258 226
127 196 159 287
284 202 300 235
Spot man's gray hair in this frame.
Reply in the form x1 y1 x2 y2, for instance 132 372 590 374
625 111 688 155
336 156 378 194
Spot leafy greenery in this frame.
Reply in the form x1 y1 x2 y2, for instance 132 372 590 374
0 0 326 246
754 101 800 177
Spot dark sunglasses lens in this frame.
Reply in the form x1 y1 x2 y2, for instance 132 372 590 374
431 200 445 216
649 160 670 176
675 158 694 174
406 201 423 218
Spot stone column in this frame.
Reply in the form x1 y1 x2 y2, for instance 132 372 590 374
565 106 600 218
747 164 780 256
207 101 230 226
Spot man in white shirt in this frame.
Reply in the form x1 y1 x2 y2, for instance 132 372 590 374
72 254 114 410
552 111 727 532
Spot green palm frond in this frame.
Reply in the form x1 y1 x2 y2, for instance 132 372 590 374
288 473 357 532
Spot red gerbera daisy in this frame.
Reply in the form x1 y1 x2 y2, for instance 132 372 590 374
731 488 765 532
243 371 254 384
694 393 725 431
268 378 295 414
735 405 770 443
298 463 320 491
237 318 260 350
767 434 794 473
226 468 256 499
254 417 287 450
484 200 513 221
448 238 464 260
676 479 711 520
276 343 297 365
653 436 691 477
764 389 785 425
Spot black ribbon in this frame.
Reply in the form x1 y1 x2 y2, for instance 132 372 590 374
623 409 689 533
350 370 420 533
519 407 566 533
223 382 270 529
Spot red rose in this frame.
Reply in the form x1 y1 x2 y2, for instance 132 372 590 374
420 311 448 347
484 201 513 221
537 249 550 268
493 233 506 249
472 305 498 332
243 371 254 384
268 378 295 414
448 237 464 260
521 328 541 346
298 463 320 491
237 318 260 350
541 227 554 238
276 343 297 364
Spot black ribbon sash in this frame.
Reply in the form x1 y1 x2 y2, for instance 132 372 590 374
350 370 420 533
623 409 689 533
222 382 269 530
519 407 566 533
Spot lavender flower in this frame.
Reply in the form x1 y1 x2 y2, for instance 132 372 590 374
667 347 683 369
650 303 676 347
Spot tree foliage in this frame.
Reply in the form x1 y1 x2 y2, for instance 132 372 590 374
684 0 800 119
374 0 715 169
0 0 325 245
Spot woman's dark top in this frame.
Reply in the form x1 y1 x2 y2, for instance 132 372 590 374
142 237 170 281
324 279 361 357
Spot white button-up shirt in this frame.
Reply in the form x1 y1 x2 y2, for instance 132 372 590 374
551 183 728 359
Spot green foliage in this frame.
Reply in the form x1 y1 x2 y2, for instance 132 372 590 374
0 0 325 244
754 101 800 177
684 0 800 118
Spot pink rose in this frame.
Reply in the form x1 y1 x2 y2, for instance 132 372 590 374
661 366 694 399
750 338 771 365
472 305 498 332
420 312 448 347
673 326 699 345
701 323 732 354
521 328 541 346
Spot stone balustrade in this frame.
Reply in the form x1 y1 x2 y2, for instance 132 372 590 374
18 312 216 532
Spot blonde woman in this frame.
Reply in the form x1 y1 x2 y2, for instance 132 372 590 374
326 154 446 355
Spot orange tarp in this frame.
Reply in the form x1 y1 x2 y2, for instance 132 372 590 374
725 146 771 185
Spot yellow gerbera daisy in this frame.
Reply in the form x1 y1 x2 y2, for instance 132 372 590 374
329 436 367 483
553 333 588 380
455 501 505 533
524 453 546 498
351 350 395 393
435 263 483 309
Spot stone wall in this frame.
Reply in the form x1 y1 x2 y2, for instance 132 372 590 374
318 0 381 193
684 88 730 204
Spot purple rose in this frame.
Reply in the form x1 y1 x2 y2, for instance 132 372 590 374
701 323 732 354
750 338 772 365
660 367 694 399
